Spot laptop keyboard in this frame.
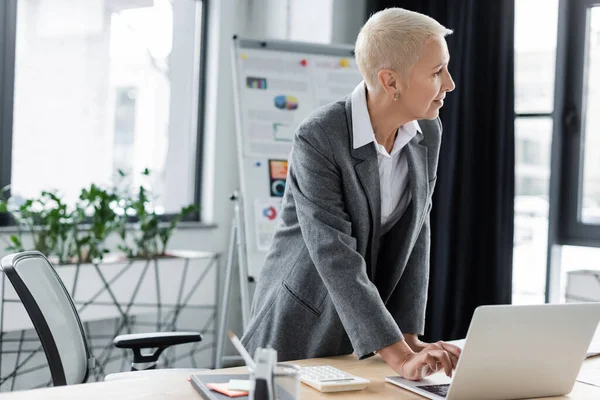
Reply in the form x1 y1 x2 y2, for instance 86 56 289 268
417 383 450 398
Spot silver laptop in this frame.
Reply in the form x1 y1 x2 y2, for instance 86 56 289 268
386 303 600 400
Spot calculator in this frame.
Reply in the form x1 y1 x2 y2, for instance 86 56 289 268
299 365 370 392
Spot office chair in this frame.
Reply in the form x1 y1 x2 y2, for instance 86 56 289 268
0 251 209 386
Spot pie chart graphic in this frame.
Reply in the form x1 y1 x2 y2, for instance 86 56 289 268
274 95 299 110
263 206 278 220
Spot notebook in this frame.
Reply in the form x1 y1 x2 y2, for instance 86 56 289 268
190 374 297 400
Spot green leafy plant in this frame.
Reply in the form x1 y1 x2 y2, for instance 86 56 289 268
70 183 121 264
1 187 72 263
0 169 198 265
0 185 24 253
117 169 198 259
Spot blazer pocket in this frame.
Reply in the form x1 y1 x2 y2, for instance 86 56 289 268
282 248 328 314
282 282 322 317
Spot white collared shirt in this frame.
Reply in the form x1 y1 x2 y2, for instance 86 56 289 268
351 81 421 235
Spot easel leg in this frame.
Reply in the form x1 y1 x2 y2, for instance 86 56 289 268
234 199 251 329
215 192 254 368
215 219 237 369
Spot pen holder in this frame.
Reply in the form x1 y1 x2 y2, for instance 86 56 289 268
249 363 301 400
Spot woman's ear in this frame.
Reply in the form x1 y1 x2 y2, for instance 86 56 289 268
377 69 398 97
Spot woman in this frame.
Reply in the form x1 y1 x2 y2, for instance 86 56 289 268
241 8 460 381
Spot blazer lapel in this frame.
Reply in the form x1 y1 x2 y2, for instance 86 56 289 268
346 98 381 280
354 151 381 281
405 133 429 238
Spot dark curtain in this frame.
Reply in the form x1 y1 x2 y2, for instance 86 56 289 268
366 0 515 341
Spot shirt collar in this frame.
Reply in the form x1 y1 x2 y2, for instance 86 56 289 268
351 81 421 150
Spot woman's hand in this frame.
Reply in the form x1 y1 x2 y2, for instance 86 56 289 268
378 339 461 381
399 341 461 380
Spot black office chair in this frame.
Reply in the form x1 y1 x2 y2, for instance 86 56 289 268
0 251 208 386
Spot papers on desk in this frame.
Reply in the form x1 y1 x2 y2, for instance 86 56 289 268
586 343 600 359
190 374 251 400
577 369 600 388
191 374 297 400
448 339 600 359
205 382 248 398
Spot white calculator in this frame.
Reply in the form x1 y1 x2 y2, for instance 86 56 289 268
299 365 370 392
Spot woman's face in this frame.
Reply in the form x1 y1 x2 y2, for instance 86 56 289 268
397 35 455 120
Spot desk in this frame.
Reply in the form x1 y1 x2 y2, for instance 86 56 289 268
2 354 600 399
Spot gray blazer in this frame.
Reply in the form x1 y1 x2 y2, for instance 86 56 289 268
241 95 441 362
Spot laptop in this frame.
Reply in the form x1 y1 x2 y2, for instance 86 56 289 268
386 303 600 400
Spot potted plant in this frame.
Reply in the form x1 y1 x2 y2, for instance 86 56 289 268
0 167 202 327
115 169 198 260
0 168 198 264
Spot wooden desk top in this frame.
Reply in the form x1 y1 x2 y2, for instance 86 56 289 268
2 355 600 399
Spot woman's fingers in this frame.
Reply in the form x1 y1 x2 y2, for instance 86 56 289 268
404 346 458 380
425 350 453 377
423 342 460 371
425 352 438 371
449 353 459 369
437 342 460 369
438 341 462 359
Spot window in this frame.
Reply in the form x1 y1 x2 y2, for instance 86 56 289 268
113 86 137 178
512 0 559 304
549 0 600 303
560 1 600 242
581 7 600 226
514 0 559 114
516 133 551 167
0 0 208 220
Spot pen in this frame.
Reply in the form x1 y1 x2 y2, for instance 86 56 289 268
228 330 256 370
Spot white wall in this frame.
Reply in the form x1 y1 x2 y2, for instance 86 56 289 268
331 0 367 44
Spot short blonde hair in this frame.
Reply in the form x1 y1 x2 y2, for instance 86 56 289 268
355 8 453 91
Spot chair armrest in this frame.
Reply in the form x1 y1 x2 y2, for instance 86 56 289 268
113 331 202 349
